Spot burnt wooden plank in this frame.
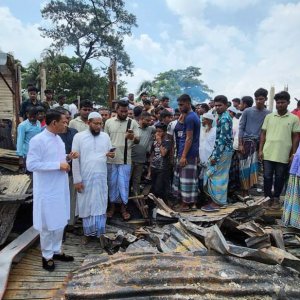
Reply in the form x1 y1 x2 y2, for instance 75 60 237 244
3 289 54 299
0 194 32 204
0 227 38 299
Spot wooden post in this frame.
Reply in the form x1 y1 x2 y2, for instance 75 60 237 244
108 58 117 109
40 64 46 102
77 95 80 110
268 86 275 112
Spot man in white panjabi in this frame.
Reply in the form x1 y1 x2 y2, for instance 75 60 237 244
199 112 216 178
72 112 114 245
27 109 79 271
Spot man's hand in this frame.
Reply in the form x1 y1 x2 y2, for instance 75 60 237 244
179 157 188 167
106 152 115 159
258 151 263 162
74 182 84 193
60 162 70 172
68 151 79 160
125 129 135 140
238 144 245 154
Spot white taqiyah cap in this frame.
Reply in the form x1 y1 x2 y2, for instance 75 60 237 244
202 112 215 121
88 112 102 120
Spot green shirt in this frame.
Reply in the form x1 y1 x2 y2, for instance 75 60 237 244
262 112 300 163
104 117 139 165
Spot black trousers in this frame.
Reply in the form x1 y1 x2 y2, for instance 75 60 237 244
263 160 288 198
151 167 170 200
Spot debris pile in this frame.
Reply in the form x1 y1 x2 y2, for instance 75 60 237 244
66 194 300 299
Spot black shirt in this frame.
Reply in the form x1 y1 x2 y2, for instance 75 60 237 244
20 100 42 119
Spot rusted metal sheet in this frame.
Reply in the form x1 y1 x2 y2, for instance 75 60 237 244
66 252 300 299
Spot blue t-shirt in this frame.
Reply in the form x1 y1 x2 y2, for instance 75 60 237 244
178 111 200 159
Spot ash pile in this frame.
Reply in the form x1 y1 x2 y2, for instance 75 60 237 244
65 194 300 299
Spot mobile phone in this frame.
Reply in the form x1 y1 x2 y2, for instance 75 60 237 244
110 147 117 152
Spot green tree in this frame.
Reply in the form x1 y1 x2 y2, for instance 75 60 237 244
22 53 127 106
151 66 213 105
40 0 137 74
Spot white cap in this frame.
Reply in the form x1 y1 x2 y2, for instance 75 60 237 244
120 97 129 102
202 112 215 121
88 112 102 120
228 106 238 114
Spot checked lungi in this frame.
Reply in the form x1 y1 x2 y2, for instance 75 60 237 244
282 174 300 229
172 158 198 204
204 151 233 206
239 138 259 191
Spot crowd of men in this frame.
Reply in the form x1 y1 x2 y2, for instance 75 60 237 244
16 86 300 271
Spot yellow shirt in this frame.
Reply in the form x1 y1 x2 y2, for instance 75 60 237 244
262 112 300 163
104 117 139 165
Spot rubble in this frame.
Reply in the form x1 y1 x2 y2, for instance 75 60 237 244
65 193 300 298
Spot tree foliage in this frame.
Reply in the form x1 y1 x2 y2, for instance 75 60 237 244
22 51 127 106
40 0 137 74
136 66 213 105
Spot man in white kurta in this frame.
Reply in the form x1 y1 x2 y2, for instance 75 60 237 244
72 112 112 243
27 109 77 271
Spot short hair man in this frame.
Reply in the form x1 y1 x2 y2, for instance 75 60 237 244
238 89 270 199
232 98 241 109
173 94 200 211
160 109 173 125
16 107 42 171
42 89 56 111
99 108 111 126
27 109 78 271
69 100 93 132
131 112 156 197
259 91 300 209
202 95 233 212
104 100 140 220
72 112 114 245
53 95 69 111
19 86 42 122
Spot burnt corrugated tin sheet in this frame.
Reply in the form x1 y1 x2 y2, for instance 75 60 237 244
66 252 300 299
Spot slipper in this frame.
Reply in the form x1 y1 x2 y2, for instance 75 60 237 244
190 204 197 211
201 204 220 212
42 258 55 272
53 253 74 262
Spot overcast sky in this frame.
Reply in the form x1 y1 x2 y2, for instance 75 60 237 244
0 0 299 103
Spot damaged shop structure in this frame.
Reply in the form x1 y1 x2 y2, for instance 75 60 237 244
65 194 300 299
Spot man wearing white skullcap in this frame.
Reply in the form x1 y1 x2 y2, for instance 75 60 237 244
72 112 114 245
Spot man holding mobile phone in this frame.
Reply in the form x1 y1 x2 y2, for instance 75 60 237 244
104 100 140 221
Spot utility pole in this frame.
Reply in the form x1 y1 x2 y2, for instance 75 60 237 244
108 58 117 109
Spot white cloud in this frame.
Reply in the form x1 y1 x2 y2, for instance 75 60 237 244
123 68 155 95
0 6 51 65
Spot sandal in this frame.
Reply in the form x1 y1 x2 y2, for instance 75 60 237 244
179 203 191 212
201 204 220 212
42 257 55 272
190 204 197 211
107 204 115 218
121 204 131 221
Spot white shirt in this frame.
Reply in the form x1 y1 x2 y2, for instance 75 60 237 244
53 103 70 111
72 130 112 218
199 126 216 165
232 117 240 150
68 103 78 118
26 129 70 231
